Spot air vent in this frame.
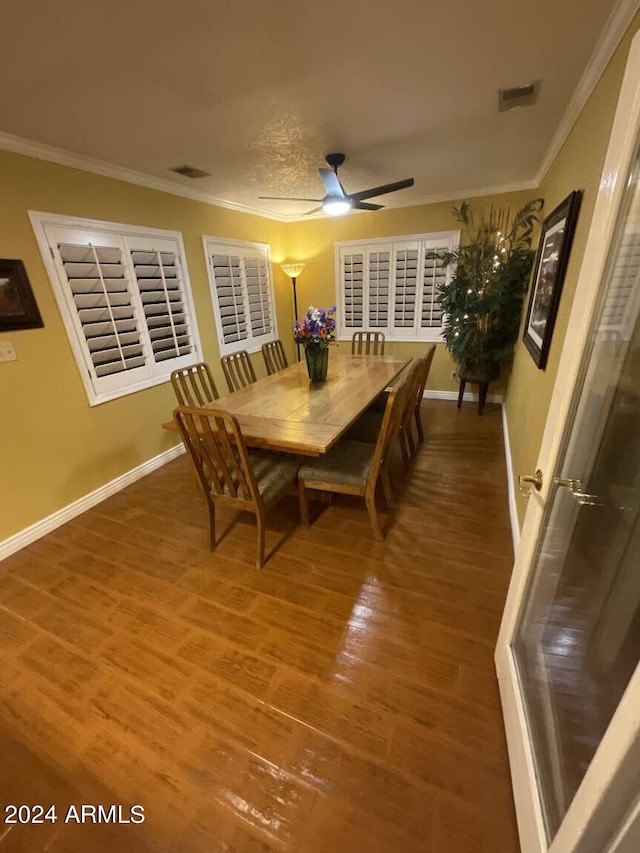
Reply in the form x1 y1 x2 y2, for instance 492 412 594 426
170 165 210 179
498 82 539 112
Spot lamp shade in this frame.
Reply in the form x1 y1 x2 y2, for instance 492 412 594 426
280 262 305 279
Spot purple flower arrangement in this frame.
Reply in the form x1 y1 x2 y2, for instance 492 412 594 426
294 306 337 348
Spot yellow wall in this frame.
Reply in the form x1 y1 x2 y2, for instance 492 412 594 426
0 150 292 541
505 12 640 526
284 190 535 394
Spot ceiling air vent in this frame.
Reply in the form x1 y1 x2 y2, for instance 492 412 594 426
498 82 539 112
170 165 210 179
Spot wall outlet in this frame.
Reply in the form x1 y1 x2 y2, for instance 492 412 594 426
0 341 17 362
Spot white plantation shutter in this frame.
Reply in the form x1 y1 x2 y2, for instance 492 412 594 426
204 239 277 357
421 238 452 329
130 242 194 363
393 244 419 329
601 229 640 337
31 214 201 405
57 242 146 382
336 231 458 341
340 249 364 328
245 254 272 338
210 253 247 347
367 248 390 328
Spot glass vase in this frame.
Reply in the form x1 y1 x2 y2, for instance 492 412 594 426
304 345 329 382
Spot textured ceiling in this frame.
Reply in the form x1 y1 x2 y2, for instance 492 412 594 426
0 0 620 217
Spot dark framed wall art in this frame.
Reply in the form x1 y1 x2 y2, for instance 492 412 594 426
523 190 582 369
0 259 43 332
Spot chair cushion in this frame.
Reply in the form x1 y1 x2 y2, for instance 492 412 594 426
344 410 383 443
299 440 375 489
251 452 300 504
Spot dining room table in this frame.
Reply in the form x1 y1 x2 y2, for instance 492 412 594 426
162 353 410 456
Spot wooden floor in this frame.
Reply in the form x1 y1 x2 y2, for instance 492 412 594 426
0 400 520 852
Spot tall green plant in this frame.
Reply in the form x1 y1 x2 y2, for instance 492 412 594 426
429 198 543 368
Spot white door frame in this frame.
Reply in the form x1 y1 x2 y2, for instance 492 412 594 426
496 30 640 853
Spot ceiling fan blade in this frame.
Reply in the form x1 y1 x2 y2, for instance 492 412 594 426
352 201 384 211
349 178 415 202
258 196 323 202
319 168 346 198
304 206 324 215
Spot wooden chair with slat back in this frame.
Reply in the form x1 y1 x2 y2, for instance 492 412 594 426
262 340 289 375
174 406 300 568
345 359 422 470
298 374 410 541
221 350 257 393
351 331 386 355
414 344 436 446
170 362 219 407
398 358 426 467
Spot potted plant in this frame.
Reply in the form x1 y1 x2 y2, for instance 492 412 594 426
294 305 337 381
429 198 543 412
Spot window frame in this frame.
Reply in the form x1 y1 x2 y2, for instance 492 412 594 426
202 236 278 358
29 210 202 407
334 230 460 343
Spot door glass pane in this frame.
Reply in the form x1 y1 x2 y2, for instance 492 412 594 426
513 143 640 841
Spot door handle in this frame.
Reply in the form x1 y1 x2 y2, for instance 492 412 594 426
519 469 543 498
554 477 605 507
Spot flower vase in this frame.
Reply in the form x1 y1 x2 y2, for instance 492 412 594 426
304 345 329 382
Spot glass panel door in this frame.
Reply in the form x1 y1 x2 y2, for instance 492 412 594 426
512 141 640 842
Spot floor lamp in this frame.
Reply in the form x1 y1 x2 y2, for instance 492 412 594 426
280 262 306 362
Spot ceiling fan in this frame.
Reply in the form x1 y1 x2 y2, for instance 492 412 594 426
259 153 415 216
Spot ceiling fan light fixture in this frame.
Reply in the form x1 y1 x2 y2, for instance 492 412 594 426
323 197 352 216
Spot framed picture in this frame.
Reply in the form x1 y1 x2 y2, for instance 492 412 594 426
523 190 582 369
0 259 43 332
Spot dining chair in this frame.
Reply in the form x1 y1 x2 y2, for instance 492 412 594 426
345 359 422 468
298 374 410 541
174 406 300 569
398 358 427 467
351 331 386 355
170 362 219 407
262 340 289 375
221 350 257 393
414 344 437 447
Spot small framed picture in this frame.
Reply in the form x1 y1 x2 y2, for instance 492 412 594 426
523 191 582 369
0 259 44 332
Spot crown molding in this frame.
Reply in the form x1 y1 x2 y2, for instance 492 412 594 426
536 0 640 185
0 130 291 222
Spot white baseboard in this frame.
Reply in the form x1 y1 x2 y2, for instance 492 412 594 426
0 443 185 563
423 389 504 404
501 403 521 553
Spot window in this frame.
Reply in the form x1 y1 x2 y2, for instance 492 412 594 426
203 237 278 357
335 231 459 342
30 211 202 406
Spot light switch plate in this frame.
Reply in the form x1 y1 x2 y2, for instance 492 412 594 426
0 341 17 362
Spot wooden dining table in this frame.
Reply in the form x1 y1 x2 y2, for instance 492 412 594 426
163 353 410 456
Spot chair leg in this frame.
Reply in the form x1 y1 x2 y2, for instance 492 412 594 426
365 491 384 541
298 479 310 527
399 428 410 469
256 512 266 569
381 466 395 509
414 406 424 445
207 500 216 551
406 423 416 459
